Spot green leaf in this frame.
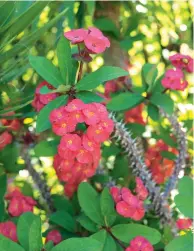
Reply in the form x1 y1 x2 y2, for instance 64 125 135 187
76 91 104 103
111 155 129 179
126 123 145 137
174 177 193 218
52 194 74 216
147 103 159 121
120 38 133 51
102 144 121 159
0 174 6 199
44 241 54 251
165 233 193 251
29 56 64 88
94 17 120 38
50 210 76 232
36 95 68 133
57 36 72 84
76 66 128 91
91 230 117 251
78 182 104 225
107 93 144 111
100 188 116 227
150 93 174 115
1 1 49 45
161 151 177 160
0 144 20 173
142 63 158 88
17 212 42 251
0 8 69 64
51 237 103 251
0 235 25 251
34 139 59 157
39 86 53 94
77 214 98 232
111 224 161 245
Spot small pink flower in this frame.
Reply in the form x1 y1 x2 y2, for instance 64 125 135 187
98 119 114 133
58 145 77 160
117 190 145 220
46 230 62 245
60 134 81 151
169 53 193 73
64 28 88 44
7 193 36 217
93 103 109 119
52 117 76 136
161 68 188 91
65 99 85 112
84 34 110 54
126 236 153 251
82 104 100 125
87 124 110 143
0 131 12 150
0 221 18 242
176 218 192 230
70 110 85 123
50 107 67 123
88 27 103 36
32 81 58 111
6 119 21 131
110 187 122 203
82 134 98 152
76 148 93 163
135 177 148 201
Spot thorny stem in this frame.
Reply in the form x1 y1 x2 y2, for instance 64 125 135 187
21 146 54 212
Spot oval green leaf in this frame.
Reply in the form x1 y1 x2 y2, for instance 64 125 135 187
17 212 42 251
29 55 64 88
76 66 128 91
111 224 161 245
107 93 144 111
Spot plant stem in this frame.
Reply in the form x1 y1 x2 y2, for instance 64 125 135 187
105 227 126 250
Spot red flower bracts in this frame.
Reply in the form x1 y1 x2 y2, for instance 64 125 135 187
0 221 18 242
125 236 153 251
169 53 193 73
145 140 178 184
46 229 62 245
51 99 114 197
0 131 12 150
162 53 193 91
5 189 37 217
64 27 110 54
32 81 58 112
110 178 148 221
176 218 192 230
124 104 145 125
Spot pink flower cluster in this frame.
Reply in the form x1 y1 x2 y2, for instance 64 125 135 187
176 218 192 230
125 236 153 251
162 53 193 91
0 221 18 242
110 177 148 220
64 27 110 54
32 81 58 112
46 229 62 245
5 188 37 217
50 99 114 197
